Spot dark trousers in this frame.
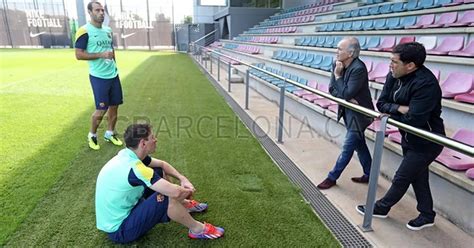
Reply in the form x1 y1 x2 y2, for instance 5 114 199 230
328 130 372 181
375 146 442 220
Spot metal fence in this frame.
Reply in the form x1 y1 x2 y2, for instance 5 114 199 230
190 44 474 232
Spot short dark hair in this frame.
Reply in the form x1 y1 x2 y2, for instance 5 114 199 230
87 1 101 12
392 42 426 68
124 124 152 149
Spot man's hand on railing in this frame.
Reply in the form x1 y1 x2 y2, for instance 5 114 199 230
376 113 391 120
349 98 359 104
397 105 409 114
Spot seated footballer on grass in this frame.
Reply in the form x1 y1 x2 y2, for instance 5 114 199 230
95 123 224 243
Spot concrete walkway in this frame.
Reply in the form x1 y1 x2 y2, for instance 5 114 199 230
196 58 473 247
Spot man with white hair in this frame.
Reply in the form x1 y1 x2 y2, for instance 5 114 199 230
318 37 374 189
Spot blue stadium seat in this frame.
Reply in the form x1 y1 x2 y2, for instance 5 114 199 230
343 21 353 31
302 37 312 46
374 19 387 30
341 11 352 19
287 78 308 93
334 37 343 47
288 52 301 63
319 56 333 71
369 6 380 15
406 0 422 10
326 23 336 31
282 50 293 62
295 53 307 65
358 36 367 48
351 9 360 17
317 36 326 47
295 37 305 46
420 0 435 8
302 53 315 67
309 37 319 47
361 36 381 50
310 55 323 68
391 2 406 12
324 36 335 47
272 50 282 59
431 0 453 8
387 17 401 29
334 22 344 31
352 20 363 31
379 4 393 14
359 7 370 16
363 20 375 30
401 16 417 28
319 24 328 32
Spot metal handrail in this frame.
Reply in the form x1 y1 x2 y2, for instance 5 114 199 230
191 29 217 44
194 44 474 157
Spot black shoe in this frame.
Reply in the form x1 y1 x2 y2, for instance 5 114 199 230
351 175 369 184
406 216 434 231
317 178 336 190
356 205 388 218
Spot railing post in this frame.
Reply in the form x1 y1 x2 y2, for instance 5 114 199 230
245 69 250 110
228 62 232 92
217 56 221 81
204 51 208 68
210 54 213 74
361 115 388 232
200 48 203 64
277 79 287 143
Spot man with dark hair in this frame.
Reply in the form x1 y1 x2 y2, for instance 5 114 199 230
95 123 224 243
75 1 123 150
317 37 374 189
357 42 445 231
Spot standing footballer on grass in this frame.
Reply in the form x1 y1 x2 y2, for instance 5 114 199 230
75 1 123 150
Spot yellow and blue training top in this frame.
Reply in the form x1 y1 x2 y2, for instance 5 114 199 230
75 22 118 79
95 148 161 233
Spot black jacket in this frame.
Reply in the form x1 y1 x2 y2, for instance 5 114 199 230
329 58 374 132
377 66 445 151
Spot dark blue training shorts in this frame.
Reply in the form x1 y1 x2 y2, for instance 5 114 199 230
107 168 170 244
89 75 123 110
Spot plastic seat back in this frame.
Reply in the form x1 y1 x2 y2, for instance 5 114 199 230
417 36 437 50
387 17 401 29
368 62 390 80
429 36 464 53
441 72 474 98
363 20 374 30
352 20 363 31
374 18 387 30
401 16 417 27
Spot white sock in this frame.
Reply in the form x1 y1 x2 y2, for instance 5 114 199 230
105 130 114 137
88 132 97 138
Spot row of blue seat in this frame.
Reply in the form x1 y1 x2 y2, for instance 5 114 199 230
340 0 457 19
319 16 419 31
272 50 333 71
295 36 383 50
250 63 309 93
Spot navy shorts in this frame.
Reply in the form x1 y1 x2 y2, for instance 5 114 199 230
108 168 170 244
89 75 123 110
